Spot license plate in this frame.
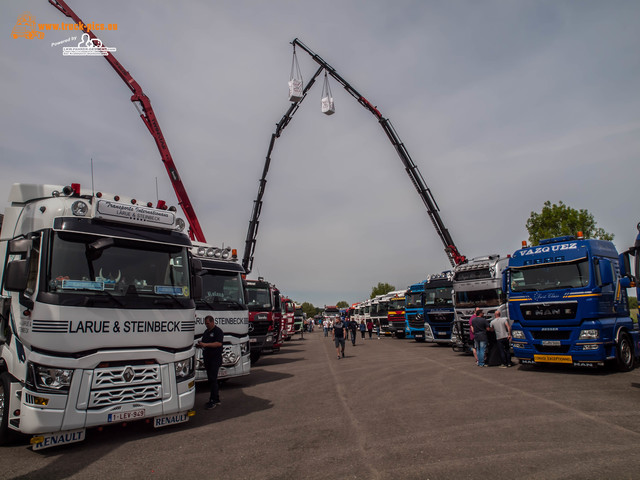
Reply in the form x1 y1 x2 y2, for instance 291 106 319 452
108 408 145 422
154 411 190 428
31 428 86 451
534 354 572 364
437 332 447 336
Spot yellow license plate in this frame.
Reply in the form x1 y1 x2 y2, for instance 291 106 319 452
534 354 572 364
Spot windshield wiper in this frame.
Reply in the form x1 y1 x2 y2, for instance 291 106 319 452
154 294 187 308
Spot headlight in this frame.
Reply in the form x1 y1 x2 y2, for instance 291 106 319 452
579 329 599 340
28 363 74 391
175 357 194 381
241 341 250 356
71 200 89 216
175 218 186 232
222 346 239 366
511 330 525 339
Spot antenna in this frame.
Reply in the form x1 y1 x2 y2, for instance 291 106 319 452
155 177 159 203
91 157 95 196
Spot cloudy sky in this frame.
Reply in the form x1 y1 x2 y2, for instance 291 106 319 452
2 1 639 307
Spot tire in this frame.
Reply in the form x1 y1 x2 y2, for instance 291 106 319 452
0 372 18 446
616 333 634 372
250 351 261 366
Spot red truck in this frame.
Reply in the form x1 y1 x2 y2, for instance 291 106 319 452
245 278 283 364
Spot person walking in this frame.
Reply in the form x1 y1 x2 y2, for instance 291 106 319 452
490 309 513 367
323 318 329 337
375 320 381 339
470 309 491 367
366 319 374 339
333 317 346 358
348 317 358 346
197 315 224 409
359 320 366 339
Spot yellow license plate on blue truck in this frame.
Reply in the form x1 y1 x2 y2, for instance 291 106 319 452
534 354 572 364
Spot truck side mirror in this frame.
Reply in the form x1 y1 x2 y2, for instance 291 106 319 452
8 238 32 255
4 259 29 292
597 258 614 286
190 257 203 275
191 275 203 300
619 252 632 279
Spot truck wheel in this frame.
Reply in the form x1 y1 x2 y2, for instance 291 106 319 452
616 333 634 372
0 372 18 446
250 351 261 366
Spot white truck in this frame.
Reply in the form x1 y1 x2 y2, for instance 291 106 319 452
0 183 201 450
450 255 508 353
191 242 250 381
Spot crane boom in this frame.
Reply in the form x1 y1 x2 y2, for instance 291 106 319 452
242 39 465 272
291 38 465 267
49 0 206 242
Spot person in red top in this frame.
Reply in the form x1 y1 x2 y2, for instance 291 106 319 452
366 319 374 339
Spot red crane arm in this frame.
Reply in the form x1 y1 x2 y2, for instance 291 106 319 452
49 0 206 242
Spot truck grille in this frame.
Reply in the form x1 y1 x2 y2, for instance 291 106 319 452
90 385 161 407
427 312 454 324
250 320 270 336
535 345 571 354
89 364 162 408
520 302 577 321
531 331 572 340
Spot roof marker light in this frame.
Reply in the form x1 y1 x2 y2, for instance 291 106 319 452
114 195 120 201
577 231 584 239
131 199 137 204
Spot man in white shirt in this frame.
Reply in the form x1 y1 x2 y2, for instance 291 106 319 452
490 309 513 367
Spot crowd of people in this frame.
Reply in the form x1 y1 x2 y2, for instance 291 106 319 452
469 307 514 368
322 316 380 359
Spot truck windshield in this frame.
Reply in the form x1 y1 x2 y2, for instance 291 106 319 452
510 258 590 292
245 284 272 310
388 299 404 310
45 231 191 308
405 291 423 309
454 289 502 308
197 270 246 310
425 286 453 307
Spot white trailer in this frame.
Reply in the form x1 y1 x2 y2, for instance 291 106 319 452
0 183 201 449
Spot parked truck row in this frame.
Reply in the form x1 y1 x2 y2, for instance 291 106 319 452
349 230 640 372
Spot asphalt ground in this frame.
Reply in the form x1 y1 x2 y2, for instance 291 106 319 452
3 330 640 479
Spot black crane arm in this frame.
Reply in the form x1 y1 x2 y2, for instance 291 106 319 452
291 38 465 267
242 65 324 273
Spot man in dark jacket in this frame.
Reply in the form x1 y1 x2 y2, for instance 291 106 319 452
470 309 491 367
197 315 224 409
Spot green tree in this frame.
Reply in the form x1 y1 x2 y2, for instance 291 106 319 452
301 302 317 319
370 282 396 299
629 297 638 322
336 301 349 309
525 201 614 246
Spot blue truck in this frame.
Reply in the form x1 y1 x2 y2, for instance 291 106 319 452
405 272 454 343
505 234 640 370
